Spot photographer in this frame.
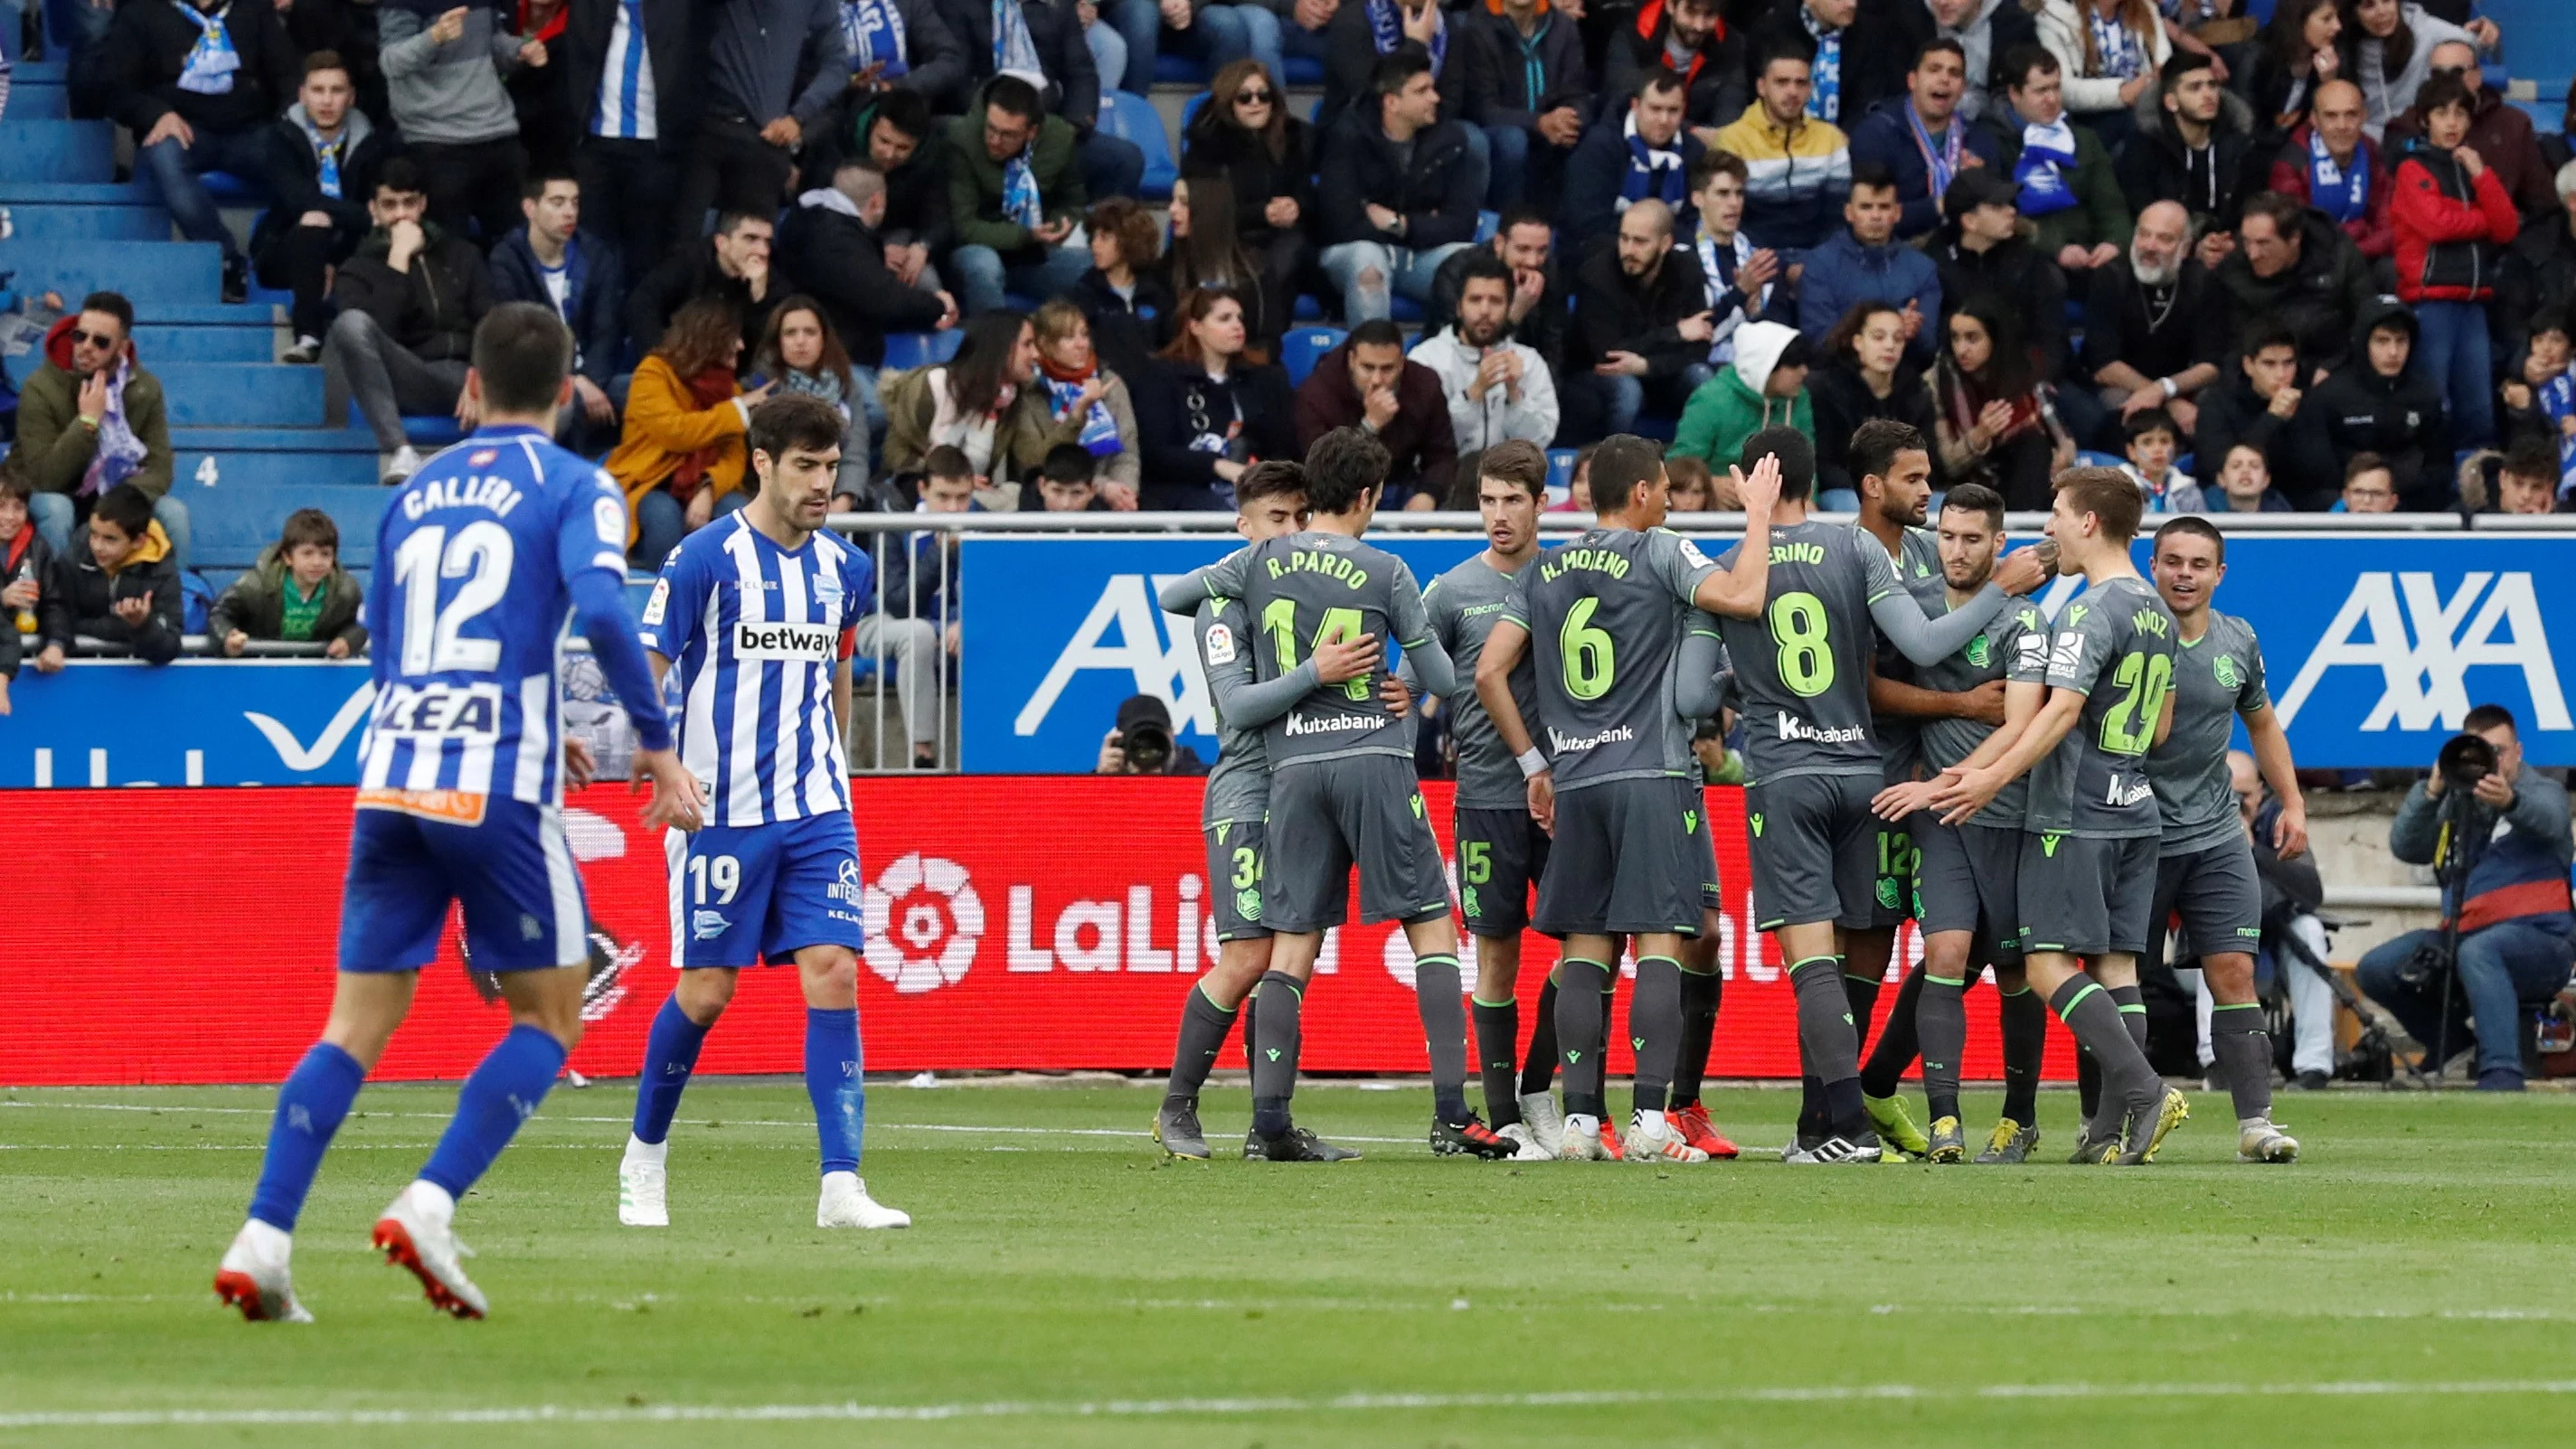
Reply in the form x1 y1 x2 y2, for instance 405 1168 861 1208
1096 694 1208 776
2355 705 2576 1090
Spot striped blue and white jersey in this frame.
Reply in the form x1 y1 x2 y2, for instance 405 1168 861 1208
590 0 658 140
356 426 636 821
640 512 873 827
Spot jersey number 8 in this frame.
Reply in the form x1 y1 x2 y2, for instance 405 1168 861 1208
1767 590 1834 698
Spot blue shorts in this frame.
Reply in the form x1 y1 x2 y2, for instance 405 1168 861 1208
339 797 590 974
666 811 864 968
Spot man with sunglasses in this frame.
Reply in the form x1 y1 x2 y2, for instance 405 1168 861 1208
14 292 188 573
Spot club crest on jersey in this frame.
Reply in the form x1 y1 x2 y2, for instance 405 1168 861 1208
692 909 731 940
469 449 499 466
2213 654 2241 690
1965 634 1991 667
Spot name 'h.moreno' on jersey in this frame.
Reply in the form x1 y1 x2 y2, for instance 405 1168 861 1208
2027 574 2179 839
639 511 873 827
1505 527 1717 790
1196 532 1439 767
1713 519 1888 785
358 428 638 820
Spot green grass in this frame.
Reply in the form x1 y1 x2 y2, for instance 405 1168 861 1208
5 1079 2575 1446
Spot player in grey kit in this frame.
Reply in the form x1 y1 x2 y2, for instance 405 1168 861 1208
2146 516 2309 1164
1920 467 2192 1165
1160 428 1509 1162
1475 434 1784 1163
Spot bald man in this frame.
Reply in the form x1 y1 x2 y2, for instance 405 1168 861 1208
2081 199 2226 435
1567 197 1722 440
2269 80 2393 261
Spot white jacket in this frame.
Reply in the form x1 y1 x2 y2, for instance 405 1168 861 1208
1408 327 1561 454
2031 0 2172 117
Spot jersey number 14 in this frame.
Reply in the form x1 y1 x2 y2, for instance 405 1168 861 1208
1261 599 1372 701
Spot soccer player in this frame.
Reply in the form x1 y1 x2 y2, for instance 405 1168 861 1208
618 394 909 1231
1922 466 2192 1165
2146 516 2308 1163
1475 434 1784 1163
1158 428 1499 1162
216 304 704 1322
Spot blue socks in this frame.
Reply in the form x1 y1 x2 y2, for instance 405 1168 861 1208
806 1007 864 1175
248 1042 366 1232
631 995 712 1145
420 1024 567 1198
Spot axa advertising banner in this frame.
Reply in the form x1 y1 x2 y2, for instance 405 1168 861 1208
966 532 2576 772
0 778 2067 1087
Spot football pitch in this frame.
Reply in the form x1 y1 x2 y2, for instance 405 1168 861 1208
5 1079 2573 1446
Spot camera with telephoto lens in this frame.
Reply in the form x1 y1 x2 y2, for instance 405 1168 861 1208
1113 694 1175 774
2438 731 2497 791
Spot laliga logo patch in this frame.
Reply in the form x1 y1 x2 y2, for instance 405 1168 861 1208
469 449 499 467
862 852 984 993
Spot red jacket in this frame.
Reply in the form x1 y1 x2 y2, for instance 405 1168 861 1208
2269 127 2393 260
2390 146 2517 303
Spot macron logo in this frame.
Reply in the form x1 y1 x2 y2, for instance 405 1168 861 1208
733 620 836 662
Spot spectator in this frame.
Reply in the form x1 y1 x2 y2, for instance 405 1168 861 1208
1748 0 1909 128
2213 191 2373 378
673 0 847 233
2545 77 2576 179
1848 38 1999 240
1563 72 1705 258
1460 0 1589 210
1796 165 1942 372
775 157 958 382
2356 702 2574 1091
1711 40 1854 252
0 461 54 715
1107 0 1283 103
1421 206 1567 373
2498 315 2573 459
755 298 876 508
629 211 793 359
1132 287 1297 509
1808 300 1939 495
1672 320 1814 469
2081 201 2223 441
1095 692 1209 773
1316 52 1483 324
2342 0 2478 141
565 0 703 273
381 0 543 247
810 92 957 318
847 452 959 770
882 308 1070 499
105 0 300 302
1163 174 1270 341
2496 162 2576 372
2118 51 2257 236
1898 0 2042 128
508 0 581 173
1934 292 2071 507
1070 195 1176 376
1293 320 1455 508
1601 0 1746 137
946 76 1094 316
1980 43 2128 278
256 53 388 365
2194 323 2307 486
1030 299 1143 503
39 483 182 667
824 0 971 114
1180 61 1316 341
2476 438 2559 515
324 161 495 485
208 507 367 659
939 0 1144 202
611 297 760 564
1564 199 1715 442
2271 80 2393 264
2283 296 2447 507
2118 403 2191 509
1679 150 1782 370
1665 455 1713 511
14 294 182 567
1407 253 1560 454
2337 450 2398 510
2246 0 2342 135
1928 169 2066 373
2029 0 2168 140
1322 0 1470 132
2389 72 2516 456
882 443 977 663
487 168 627 453
1026 442 1112 510
2198 440 2294 511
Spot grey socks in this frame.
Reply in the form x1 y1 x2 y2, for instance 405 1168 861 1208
1554 958 1611 1118
1163 984 1238 1109
1413 954 1469 1122
2211 1002 2276 1124
1918 973 1969 1123
1250 971 1304 1139
1629 956 1684 1115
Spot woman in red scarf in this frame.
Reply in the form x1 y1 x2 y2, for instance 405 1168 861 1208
1933 293 2072 510
609 298 773 566
1031 299 1142 506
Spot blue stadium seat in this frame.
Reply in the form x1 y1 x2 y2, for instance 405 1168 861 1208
130 324 278 363
1152 52 1210 85
1474 210 1498 244
5 201 175 240
0 120 113 183
1181 90 1210 135
2076 449 2125 471
882 330 965 372
172 480 388 571
155 363 326 428
1282 325 1345 385
0 239 221 303
6 77 67 118
1101 91 1178 200
403 417 468 449
1817 487 1861 513
1282 52 1324 86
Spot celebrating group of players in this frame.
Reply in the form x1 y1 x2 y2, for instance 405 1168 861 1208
1151 416 2312 1171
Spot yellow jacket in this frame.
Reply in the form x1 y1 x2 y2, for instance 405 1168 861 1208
605 354 749 541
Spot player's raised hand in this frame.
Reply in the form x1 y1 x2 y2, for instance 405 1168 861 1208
1992 546 2049 595
635 748 706 832
563 735 598 791
1731 451 1782 518
1312 632 1382 684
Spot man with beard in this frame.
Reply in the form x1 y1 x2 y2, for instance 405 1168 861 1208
1603 0 1747 140
1847 38 1999 240
2118 52 2259 239
1565 199 1717 442
1408 254 1562 456
2081 200 2224 442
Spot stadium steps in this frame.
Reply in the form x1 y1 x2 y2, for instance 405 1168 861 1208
173 478 385 571
155 362 326 428
0 239 222 303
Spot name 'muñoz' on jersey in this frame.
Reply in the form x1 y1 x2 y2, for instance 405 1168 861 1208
1504 527 1717 791
2026 575 2179 840
357 426 637 821
639 511 873 826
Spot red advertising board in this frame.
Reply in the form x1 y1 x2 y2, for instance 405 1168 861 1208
0 781 2071 1086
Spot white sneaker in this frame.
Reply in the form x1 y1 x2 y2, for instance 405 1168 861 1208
816 1171 910 1228
1621 1108 1710 1163
1783 1134 1883 1165
620 1137 668 1227
1516 1091 1566 1157
213 1220 312 1323
1559 1114 1614 1161
372 1181 488 1319
282 334 322 364
2237 1117 2300 1163
381 445 423 485
1496 1122 1554 1161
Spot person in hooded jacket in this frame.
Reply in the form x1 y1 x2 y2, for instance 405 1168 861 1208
1600 0 1747 136
1669 319 1816 470
2283 295 2449 507
2388 71 2516 452
2117 52 2260 238
37 484 183 668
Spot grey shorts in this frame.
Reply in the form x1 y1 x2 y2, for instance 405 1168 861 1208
1456 804 1549 938
1866 819 1920 927
1686 786 1722 911
1535 776 1707 938
1263 756 1451 933
1204 817 1270 944
2017 831 2161 958
1745 772 1880 932
1911 814 2023 964
2150 836 2264 964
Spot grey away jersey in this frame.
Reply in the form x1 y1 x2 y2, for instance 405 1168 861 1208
1424 553 1542 810
2025 575 2179 840
1906 573 2049 829
1195 596 1271 826
2147 609 2269 854
1196 532 1437 767
1872 525 1945 777
1504 527 1718 792
1714 519 1899 785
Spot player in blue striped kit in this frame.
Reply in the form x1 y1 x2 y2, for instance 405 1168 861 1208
216 305 706 1323
618 393 908 1232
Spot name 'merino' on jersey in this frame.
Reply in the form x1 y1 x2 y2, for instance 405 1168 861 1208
639 511 874 826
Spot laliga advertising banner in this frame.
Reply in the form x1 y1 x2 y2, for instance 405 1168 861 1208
0 779 2069 1087
962 532 2576 773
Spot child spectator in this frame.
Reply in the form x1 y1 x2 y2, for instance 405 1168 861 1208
1546 440 1595 512
42 483 182 666
0 458 54 714
2390 74 2517 457
2196 442 2292 513
1026 443 1109 511
2119 406 2193 512
1670 320 1814 473
2337 451 2400 513
1665 455 1713 512
2499 314 2576 485
208 508 369 659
